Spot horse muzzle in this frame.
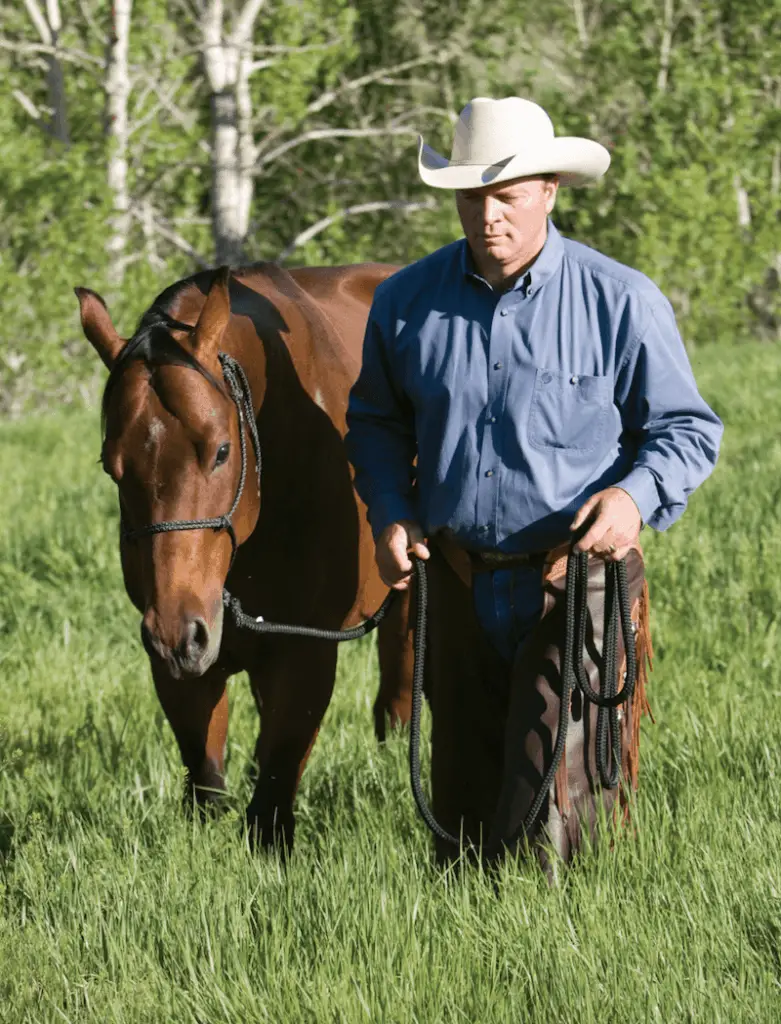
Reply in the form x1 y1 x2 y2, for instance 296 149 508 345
140 601 224 679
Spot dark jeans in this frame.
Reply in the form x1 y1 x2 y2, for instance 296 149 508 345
472 563 545 664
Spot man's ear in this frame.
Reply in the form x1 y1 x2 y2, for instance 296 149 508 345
191 266 231 366
75 288 126 369
544 176 560 214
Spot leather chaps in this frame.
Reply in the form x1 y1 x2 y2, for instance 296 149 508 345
424 537 653 869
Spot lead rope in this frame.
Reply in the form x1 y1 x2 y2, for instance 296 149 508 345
223 547 637 857
116 332 636 852
494 550 637 856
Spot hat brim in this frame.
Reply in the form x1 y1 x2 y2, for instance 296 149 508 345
417 135 610 189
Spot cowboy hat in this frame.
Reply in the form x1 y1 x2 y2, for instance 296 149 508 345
418 97 610 189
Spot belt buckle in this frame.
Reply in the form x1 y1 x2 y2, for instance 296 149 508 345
476 550 531 569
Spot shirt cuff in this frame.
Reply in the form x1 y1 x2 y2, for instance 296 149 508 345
367 492 419 542
616 467 660 526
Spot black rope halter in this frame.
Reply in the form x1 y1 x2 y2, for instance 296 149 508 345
121 352 262 569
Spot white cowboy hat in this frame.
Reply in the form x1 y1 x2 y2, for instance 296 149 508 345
418 97 610 189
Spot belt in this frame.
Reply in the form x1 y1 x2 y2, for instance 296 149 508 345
467 548 548 573
434 531 549 587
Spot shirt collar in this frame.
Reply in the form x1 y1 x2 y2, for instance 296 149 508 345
460 218 565 293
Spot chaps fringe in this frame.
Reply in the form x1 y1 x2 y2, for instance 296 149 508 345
620 578 654 821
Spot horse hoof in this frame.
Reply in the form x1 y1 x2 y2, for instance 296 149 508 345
244 804 295 858
182 773 227 818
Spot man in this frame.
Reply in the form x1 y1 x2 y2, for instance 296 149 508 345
345 96 722 866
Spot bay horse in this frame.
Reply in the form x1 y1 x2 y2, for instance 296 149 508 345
75 262 413 851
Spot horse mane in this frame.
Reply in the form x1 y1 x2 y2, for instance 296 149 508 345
101 284 227 431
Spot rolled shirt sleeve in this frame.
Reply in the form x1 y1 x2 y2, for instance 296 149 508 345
345 288 418 540
615 294 723 530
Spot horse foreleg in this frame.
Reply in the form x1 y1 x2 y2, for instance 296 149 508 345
150 660 230 810
245 638 337 855
374 583 414 742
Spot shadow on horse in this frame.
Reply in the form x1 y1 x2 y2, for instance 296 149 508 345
76 261 413 852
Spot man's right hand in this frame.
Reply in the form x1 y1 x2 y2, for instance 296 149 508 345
376 520 430 590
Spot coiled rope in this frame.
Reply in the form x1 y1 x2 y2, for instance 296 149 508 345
114 330 637 849
223 548 637 855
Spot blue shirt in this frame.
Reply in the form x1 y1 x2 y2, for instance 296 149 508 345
345 221 723 553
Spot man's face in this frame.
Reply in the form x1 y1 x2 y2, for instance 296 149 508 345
456 175 559 267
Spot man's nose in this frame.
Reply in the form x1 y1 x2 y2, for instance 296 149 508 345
481 196 502 225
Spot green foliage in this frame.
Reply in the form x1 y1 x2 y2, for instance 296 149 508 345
1 0 779 414
549 0 781 345
1 345 781 1021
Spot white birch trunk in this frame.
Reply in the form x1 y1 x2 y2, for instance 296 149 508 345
657 0 675 94
105 0 133 285
45 0 69 143
235 49 256 245
22 0 70 143
733 173 751 230
571 0 588 48
202 0 262 265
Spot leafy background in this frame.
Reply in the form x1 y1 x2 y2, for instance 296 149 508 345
1 0 779 415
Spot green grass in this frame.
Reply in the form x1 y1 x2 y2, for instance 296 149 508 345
1 342 781 1023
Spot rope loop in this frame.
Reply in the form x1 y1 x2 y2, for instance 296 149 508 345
111 339 639 857
222 546 637 859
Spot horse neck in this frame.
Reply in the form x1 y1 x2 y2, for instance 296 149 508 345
166 268 350 466
228 269 353 429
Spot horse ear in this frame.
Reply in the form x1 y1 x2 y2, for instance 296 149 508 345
75 288 125 370
192 266 231 364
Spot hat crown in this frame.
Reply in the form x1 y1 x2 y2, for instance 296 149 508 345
450 97 555 166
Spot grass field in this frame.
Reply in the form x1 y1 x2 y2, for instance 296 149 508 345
1 342 781 1023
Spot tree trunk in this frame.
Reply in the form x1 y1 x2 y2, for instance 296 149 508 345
46 38 70 142
22 0 70 144
210 87 247 265
202 0 262 265
235 49 256 248
105 0 133 286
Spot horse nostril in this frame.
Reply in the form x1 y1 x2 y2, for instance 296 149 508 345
183 617 210 657
140 620 157 656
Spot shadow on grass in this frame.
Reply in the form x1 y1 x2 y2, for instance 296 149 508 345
740 911 781 977
0 812 14 865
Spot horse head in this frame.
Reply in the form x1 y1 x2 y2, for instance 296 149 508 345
76 268 261 679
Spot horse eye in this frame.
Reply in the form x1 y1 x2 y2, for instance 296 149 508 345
214 442 231 468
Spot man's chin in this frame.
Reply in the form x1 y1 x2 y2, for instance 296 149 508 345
478 238 511 258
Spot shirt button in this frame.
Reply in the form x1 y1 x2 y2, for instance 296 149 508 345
570 375 579 385
494 361 503 370
478 525 489 533
500 308 509 317
485 470 494 478
487 415 497 424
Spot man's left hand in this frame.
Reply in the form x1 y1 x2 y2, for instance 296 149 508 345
570 487 642 561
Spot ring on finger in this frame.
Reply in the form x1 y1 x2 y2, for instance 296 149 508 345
607 543 617 554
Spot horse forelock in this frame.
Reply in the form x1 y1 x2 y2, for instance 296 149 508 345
100 300 227 433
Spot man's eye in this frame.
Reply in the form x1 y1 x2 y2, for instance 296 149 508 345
214 442 231 467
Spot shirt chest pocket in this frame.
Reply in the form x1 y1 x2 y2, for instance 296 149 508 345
528 368 612 453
